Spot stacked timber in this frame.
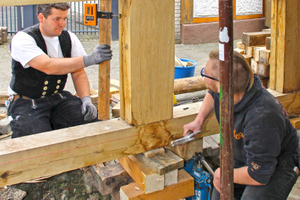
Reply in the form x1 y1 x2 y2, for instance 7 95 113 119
89 161 133 200
118 148 194 200
234 29 271 88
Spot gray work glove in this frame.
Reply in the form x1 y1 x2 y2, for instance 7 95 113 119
83 44 112 67
81 96 97 121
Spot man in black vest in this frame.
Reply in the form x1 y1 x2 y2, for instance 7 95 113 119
7 3 112 138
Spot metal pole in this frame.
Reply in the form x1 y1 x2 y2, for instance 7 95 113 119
219 0 234 199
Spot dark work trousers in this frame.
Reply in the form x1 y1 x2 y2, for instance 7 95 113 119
211 153 299 200
8 91 96 138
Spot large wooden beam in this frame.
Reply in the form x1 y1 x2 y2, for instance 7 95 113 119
0 102 219 187
119 0 175 126
0 90 299 187
270 0 300 93
1 0 83 7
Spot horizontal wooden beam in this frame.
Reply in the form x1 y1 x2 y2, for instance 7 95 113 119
0 102 219 187
0 89 299 187
1 0 83 7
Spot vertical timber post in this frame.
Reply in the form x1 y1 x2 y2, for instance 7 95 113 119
119 0 175 126
219 0 234 199
98 0 111 120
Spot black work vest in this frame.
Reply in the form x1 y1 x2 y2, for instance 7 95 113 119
10 24 71 99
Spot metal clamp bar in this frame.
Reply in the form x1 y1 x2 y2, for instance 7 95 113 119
171 130 201 146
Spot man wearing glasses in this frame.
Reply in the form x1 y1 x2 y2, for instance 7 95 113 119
183 49 299 199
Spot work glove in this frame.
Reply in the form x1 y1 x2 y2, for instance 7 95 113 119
81 96 97 121
83 44 112 67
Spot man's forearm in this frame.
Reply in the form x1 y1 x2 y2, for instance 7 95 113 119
234 167 265 186
195 93 214 124
28 54 86 75
72 69 90 99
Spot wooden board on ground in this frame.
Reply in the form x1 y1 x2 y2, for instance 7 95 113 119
119 169 194 200
90 162 132 196
118 155 165 194
242 32 271 46
134 149 184 175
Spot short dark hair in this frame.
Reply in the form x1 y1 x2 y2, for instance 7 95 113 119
208 49 254 93
37 3 70 18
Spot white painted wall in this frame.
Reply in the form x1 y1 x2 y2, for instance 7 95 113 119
236 0 263 15
193 0 263 18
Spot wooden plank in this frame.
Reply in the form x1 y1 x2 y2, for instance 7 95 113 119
1 0 84 6
290 117 300 129
203 135 220 157
241 54 251 65
236 41 245 50
98 0 111 120
246 46 254 57
266 37 271 50
119 155 165 194
269 0 278 90
251 58 258 73
134 149 184 175
120 169 194 200
234 48 245 54
253 46 266 62
259 49 271 64
257 63 270 77
181 0 193 24
90 163 132 196
119 0 175 126
0 90 299 187
242 32 271 46
164 169 178 187
268 89 300 115
143 148 165 158
271 0 300 93
280 0 300 92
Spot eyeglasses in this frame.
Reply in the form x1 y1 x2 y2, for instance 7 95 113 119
201 68 219 81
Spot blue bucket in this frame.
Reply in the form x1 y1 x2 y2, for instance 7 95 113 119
174 58 197 79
